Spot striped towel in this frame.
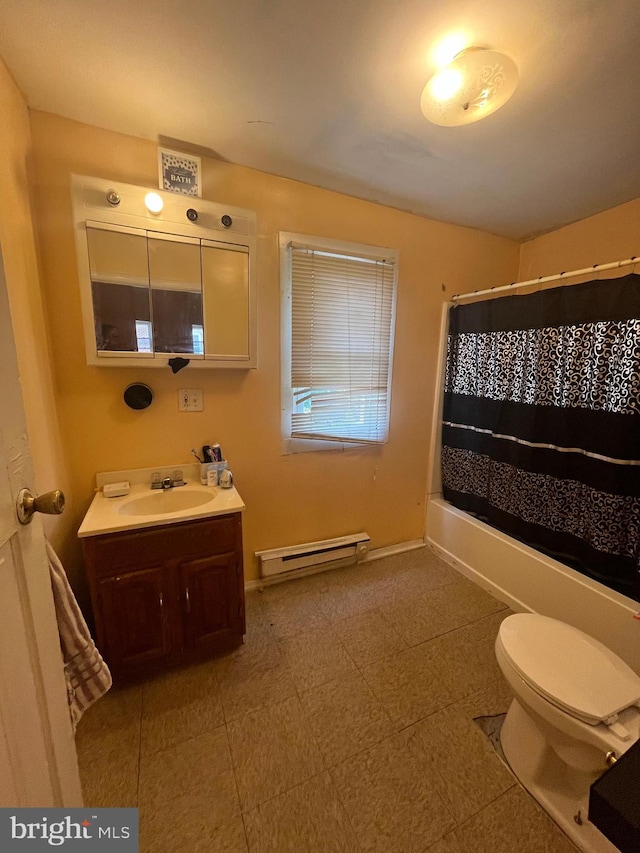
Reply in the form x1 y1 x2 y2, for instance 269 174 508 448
46 541 112 730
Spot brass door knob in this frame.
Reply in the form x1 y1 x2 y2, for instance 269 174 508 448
16 488 65 525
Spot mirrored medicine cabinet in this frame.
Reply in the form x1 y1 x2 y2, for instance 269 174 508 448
71 175 257 368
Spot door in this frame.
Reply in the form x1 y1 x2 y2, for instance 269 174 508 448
181 552 240 650
0 251 82 805
97 566 171 675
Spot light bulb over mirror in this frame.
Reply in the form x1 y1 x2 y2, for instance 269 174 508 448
144 192 164 214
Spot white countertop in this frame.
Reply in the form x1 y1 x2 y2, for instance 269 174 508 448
78 479 245 538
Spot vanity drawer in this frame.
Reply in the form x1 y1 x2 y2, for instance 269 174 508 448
83 513 240 578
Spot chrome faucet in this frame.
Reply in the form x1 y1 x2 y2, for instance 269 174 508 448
150 470 185 490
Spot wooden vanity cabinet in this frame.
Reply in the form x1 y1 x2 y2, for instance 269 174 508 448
82 513 245 681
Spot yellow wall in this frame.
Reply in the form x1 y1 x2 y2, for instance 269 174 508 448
28 110 520 594
0 61 72 558
519 198 640 279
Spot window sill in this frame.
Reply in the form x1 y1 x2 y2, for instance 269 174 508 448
281 436 383 454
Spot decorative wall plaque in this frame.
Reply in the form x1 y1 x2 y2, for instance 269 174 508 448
158 147 201 197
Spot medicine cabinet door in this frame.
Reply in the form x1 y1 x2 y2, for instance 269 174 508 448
202 241 250 360
86 224 152 354
148 233 203 356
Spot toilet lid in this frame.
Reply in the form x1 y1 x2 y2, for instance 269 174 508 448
499 614 640 725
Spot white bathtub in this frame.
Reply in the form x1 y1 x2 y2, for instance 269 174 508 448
426 495 640 674
426 304 640 674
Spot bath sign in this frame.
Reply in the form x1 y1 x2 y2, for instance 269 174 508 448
158 147 201 197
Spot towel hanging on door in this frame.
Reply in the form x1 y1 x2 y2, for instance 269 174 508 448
46 540 111 729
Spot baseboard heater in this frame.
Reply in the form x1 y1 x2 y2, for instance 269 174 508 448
256 532 370 579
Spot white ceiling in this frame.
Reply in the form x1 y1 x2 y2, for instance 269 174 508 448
1 0 640 240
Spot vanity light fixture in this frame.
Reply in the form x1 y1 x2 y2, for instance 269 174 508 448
144 192 164 214
420 47 518 127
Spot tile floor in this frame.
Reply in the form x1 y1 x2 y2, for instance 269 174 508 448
76 547 578 852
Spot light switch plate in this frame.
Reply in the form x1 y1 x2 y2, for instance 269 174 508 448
178 389 203 412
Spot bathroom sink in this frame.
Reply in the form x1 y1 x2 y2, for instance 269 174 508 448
77 465 245 538
118 489 214 517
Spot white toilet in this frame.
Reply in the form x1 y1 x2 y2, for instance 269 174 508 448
495 613 640 853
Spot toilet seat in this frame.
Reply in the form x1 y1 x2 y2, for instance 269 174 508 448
498 615 640 736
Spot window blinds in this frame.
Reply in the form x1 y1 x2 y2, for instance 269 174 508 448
289 245 395 444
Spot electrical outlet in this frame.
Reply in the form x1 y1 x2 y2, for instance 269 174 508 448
178 389 203 412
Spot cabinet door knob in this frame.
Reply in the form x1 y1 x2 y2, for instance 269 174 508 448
159 592 164 608
185 587 191 613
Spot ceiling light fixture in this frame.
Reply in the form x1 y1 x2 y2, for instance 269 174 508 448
421 47 518 127
144 192 164 214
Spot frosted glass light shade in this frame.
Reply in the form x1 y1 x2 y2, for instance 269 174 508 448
144 192 164 214
421 48 518 127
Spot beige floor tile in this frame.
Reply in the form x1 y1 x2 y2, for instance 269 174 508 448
227 695 324 811
378 592 454 647
452 676 514 719
76 686 142 760
444 785 579 852
213 634 283 682
403 705 515 823
75 682 143 740
76 684 142 807
332 608 408 666
220 660 297 722
424 840 459 853
424 612 509 703
244 588 268 619
142 658 219 710
79 750 140 808
243 596 277 645
361 644 455 728
141 813 248 853
139 726 240 838
256 575 326 608
140 661 224 755
428 578 507 627
262 590 330 639
244 772 360 852
375 549 461 593
312 564 397 620
277 627 358 692
315 584 384 622
331 731 456 853
77 553 560 851
299 672 394 767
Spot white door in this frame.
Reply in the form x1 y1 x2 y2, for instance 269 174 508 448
0 249 82 806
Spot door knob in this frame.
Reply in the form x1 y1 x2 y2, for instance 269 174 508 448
16 488 65 525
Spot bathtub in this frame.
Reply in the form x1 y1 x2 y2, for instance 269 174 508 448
426 302 640 674
425 495 640 674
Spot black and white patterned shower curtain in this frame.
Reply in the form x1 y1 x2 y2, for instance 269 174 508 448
442 273 640 602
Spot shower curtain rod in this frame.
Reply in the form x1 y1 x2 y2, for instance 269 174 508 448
451 255 638 302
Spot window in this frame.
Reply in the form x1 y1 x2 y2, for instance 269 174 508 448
135 319 153 353
191 324 204 355
280 232 397 451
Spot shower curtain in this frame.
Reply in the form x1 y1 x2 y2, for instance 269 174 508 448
441 273 640 602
